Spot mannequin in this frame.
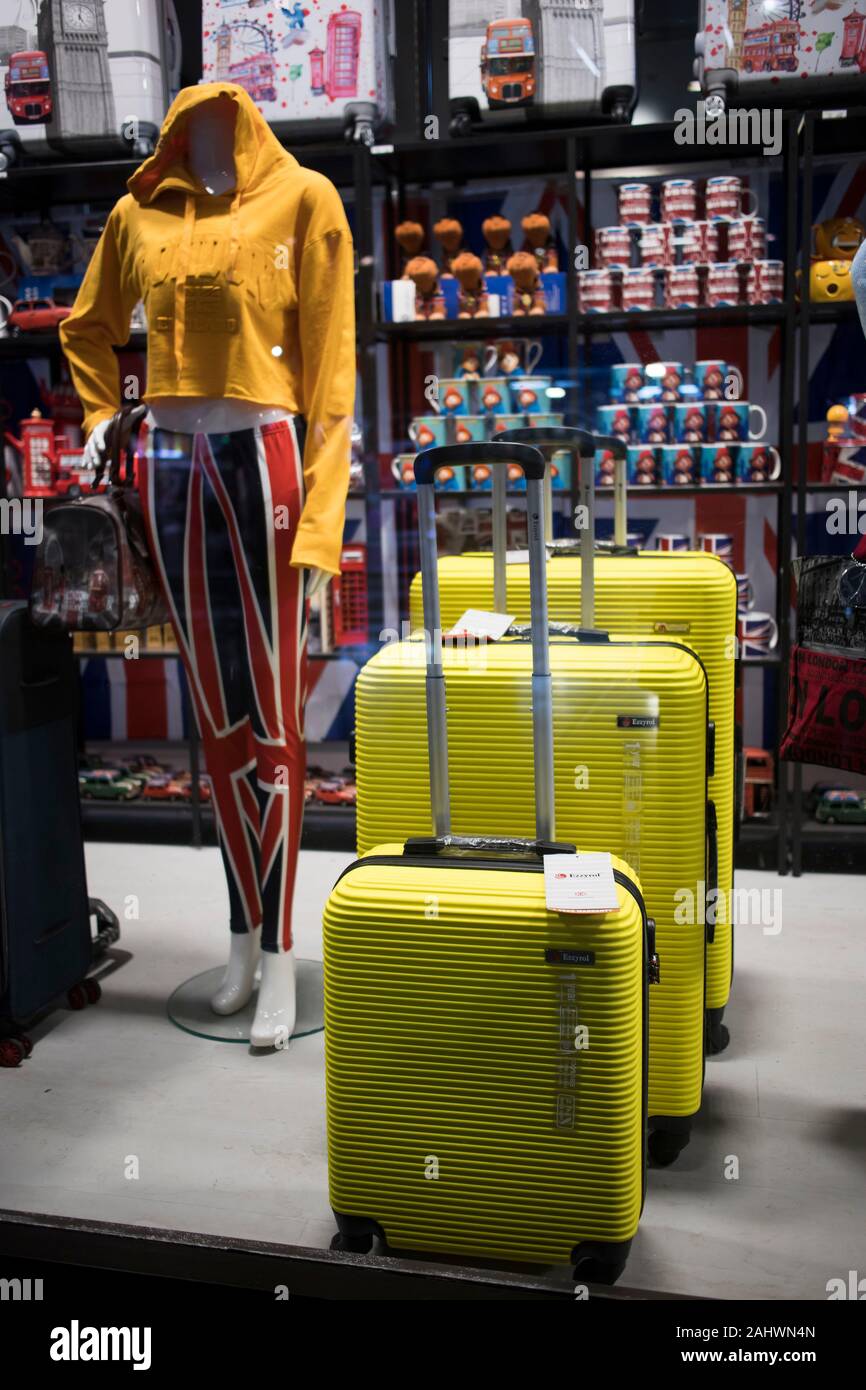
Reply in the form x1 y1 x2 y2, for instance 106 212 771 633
63 84 356 1047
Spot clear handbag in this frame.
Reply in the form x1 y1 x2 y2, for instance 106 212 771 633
29 405 170 633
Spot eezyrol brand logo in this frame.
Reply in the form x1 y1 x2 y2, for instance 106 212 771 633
49 1321 152 1371
674 100 782 158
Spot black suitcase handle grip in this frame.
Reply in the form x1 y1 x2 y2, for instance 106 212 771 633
414 440 546 485
594 433 627 460
706 799 719 944
403 835 576 859
494 425 596 459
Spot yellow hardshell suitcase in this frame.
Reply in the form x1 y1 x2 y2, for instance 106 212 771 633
357 432 714 1164
324 443 656 1283
408 431 737 1054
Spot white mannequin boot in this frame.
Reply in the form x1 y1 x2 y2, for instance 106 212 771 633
210 928 261 1014
250 950 297 1049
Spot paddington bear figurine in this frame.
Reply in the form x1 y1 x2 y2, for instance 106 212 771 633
521 212 559 273
452 252 489 318
405 255 445 320
507 251 546 316
396 221 426 277
482 215 513 275
433 217 467 279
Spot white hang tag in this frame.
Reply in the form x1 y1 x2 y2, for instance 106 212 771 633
447 609 514 642
544 852 620 915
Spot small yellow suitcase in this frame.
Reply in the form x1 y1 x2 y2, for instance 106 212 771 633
324 443 656 1282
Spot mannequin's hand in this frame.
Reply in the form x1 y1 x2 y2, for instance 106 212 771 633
306 567 330 599
83 417 112 474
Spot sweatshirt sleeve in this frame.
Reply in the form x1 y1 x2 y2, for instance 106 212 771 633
59 203 139 439
290 184 356 577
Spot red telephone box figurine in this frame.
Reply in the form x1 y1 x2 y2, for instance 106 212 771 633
4 408 89 497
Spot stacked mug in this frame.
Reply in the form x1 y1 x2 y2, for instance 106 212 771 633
403 372 564 490
595 359 780 488
578 175 783 313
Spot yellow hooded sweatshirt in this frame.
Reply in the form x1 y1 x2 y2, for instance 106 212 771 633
60 82 356 577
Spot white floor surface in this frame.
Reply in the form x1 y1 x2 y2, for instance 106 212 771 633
1 843 864 1300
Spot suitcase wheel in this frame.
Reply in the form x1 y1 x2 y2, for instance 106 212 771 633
0 1037 26 1067
572 1254 627 1287
706 1018 731 1056
330 1231 374 1255
83 979 102 1006
648 1128 690 1168
67 983 88 1010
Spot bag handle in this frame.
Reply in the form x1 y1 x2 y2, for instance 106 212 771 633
403 835 576 859
91 403 148 491
413 440 552 843
705 799 719 944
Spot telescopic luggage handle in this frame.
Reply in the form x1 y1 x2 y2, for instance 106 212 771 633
594 434 629 549
413 441 555 844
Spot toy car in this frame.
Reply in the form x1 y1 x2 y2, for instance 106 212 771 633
7 297 72 334
815 790 866 825
743 747 774 820
806 781 850 815
314 779 357 807
79 769 140 801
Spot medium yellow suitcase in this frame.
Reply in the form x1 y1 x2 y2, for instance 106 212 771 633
408 430 737 1054
324 443 655 1282
358 435 714 1164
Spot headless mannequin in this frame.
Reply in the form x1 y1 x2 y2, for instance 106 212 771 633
85 99 329 1047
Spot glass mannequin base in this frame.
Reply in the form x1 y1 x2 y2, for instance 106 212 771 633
167 961 324 1043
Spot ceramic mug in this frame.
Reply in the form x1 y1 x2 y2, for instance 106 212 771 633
698 532 735 562
391 453 417 488
453 414 488 444
595 446 618 488
0 295 12 338
694 360 744 402
432 463 467 491
434 377 473 415
661 444 700 486
479 377 511 415
509 375 552 413
610 363 645 403
655 532 691 551
409 415 449 450
531 413 565 429
705 175 759 221
490 413 527 437
627 444 660 486
738 610 778 657
673 402 710 444
636 402 672 445
737 573 755 611
736 443 781 483
714 401 768 443
644 360 684 401
598 404 635 443
700 445 738 486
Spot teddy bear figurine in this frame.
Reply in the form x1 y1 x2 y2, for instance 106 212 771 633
433 217 467 279
452 251 489 318
507 251 546 316
482 215 513 275
521 212 558 273
395 221 426 277
405 256 445 320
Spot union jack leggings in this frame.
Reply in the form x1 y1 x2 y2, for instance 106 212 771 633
138 417 308 953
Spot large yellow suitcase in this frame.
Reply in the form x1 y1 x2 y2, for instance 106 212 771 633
408 431 737 1053
324 443 655 1283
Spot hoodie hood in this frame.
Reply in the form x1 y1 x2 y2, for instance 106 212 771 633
127 82 298 205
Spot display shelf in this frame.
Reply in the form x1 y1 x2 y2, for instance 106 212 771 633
376 315 569 342
806 301 859 325
0 332 147 359
739 654 783 667
579 305 785 334
376 305 785 343
372 120 782 188
382 483 785 500
0 142 371 214
807 481 866 493
80 798 356 851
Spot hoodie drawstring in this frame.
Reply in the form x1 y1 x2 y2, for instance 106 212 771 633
174 193 197 377
227 191 242 284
